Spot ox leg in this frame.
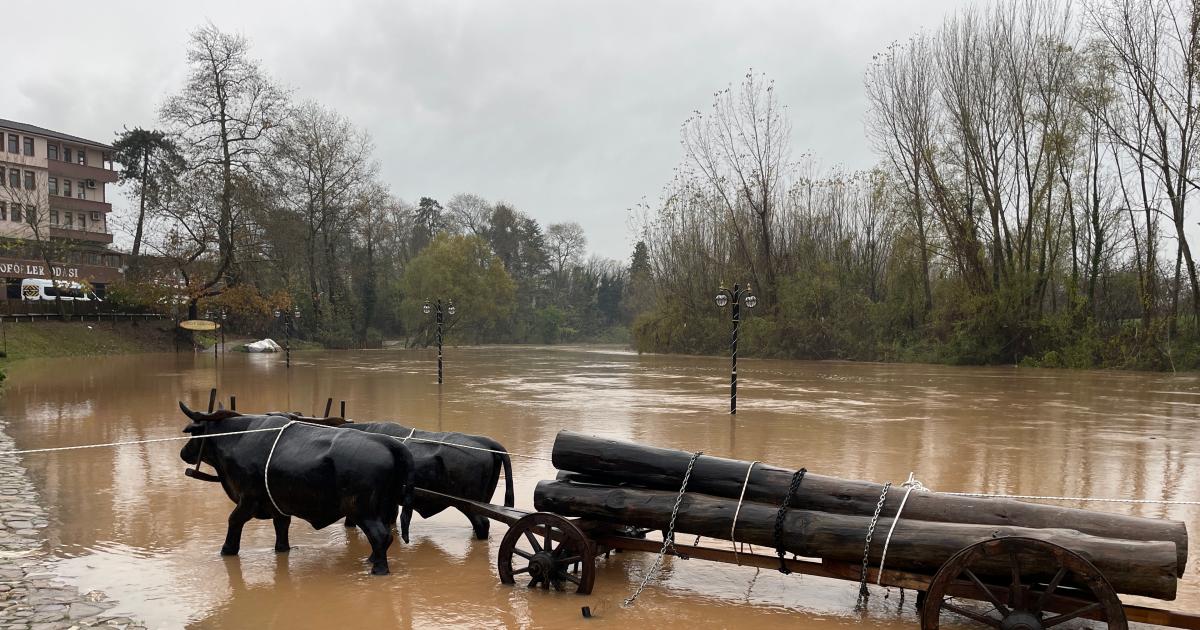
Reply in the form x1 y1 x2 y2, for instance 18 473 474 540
358 518 393 576
343 516 357 529
221 500 255 556
273 515 291 553
461 509 490 540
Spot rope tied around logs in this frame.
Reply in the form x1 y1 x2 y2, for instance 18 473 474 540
622 450 702 608
730 460 760 566
772 467 806 574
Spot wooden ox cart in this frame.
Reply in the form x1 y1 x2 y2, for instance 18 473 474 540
428 431 1200 630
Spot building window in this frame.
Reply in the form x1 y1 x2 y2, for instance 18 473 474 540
64 212 72 228
0 203 6 221
22 137 32 157
77 184 85 200
77 150 86 166
50 210 58 225
63 147 72 163
6 135 16 153
48 177 57 195
90 211 100 222
7 169 17 188
11 205 21 223
23 171 34 190
89 252 100 265
47 144 58 161
63 179 71 197
26 206 36 225
78 213 86 229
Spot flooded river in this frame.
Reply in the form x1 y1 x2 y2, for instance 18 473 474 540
2 346 1199 628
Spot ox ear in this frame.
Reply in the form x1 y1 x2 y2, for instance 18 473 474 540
182 422 204 434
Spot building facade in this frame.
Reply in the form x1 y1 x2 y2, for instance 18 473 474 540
0 119 122 299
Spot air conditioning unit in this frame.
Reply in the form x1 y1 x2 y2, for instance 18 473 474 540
86 179 96 189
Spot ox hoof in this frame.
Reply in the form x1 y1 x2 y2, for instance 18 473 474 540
370 565 390 576
220 546 239 556
274 544 291 553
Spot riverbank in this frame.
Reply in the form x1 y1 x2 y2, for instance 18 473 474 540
0 320 179 362
0 420 146 629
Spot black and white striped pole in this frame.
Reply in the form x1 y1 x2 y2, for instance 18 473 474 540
715 283 757 414
423 298 457 384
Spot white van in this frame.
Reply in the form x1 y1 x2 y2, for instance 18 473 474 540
20 279 101 302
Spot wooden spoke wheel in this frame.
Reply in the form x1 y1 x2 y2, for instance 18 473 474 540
498 513 596 594
921 537 1127 630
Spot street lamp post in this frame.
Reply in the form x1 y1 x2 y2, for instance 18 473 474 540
274 308 301 368
423 298 457 384
715 283 757 415
220 308 227 353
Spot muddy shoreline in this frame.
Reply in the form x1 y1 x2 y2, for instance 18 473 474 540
0 421 144 630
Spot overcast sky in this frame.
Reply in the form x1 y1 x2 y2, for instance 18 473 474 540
6 0 964 260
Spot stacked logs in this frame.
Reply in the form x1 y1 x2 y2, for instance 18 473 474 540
534 431 1188 601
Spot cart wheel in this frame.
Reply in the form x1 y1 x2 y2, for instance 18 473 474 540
921 537 1126 629
498 512 596 594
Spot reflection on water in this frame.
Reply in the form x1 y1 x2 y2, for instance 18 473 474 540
3 346 1200 628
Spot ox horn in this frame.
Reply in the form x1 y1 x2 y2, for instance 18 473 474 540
179 401 241 422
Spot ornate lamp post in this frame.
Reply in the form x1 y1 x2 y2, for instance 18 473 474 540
219 308 227 353
423 298 456 384
274 308 301 368
715 283 757 415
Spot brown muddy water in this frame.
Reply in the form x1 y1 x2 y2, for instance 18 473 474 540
2 346 1199 629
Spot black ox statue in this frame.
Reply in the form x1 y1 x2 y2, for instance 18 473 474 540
336 423 515 539
178 403 415 575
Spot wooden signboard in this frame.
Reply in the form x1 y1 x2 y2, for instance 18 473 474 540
180 319 220 331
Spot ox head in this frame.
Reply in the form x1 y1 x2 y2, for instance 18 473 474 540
179 402 240 480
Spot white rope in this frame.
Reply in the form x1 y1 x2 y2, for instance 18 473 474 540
0 426 289 455
0 422 552 462
936 491 1200 506
263 420 298 517
877 472 925 584
730 460 759 566
401 427 416 443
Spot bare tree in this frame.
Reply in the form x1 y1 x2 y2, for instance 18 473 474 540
160 23 289 294
681 71 790 306
1089 0 1200 326
445 193 492 237
268 100 376 322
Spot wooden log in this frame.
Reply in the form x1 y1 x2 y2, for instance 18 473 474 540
552 431 1189 576
534 480 1179 600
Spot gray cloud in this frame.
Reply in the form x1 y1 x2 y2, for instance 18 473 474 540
5 0 962 259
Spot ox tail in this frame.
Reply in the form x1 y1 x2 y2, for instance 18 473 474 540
391 442 416 545
500 449 514 508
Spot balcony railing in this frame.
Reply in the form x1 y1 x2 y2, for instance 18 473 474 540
47 159 118 184
49 196 111 213
49 225 113 244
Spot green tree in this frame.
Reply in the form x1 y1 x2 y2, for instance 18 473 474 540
111 127 184 276
400 234 516 343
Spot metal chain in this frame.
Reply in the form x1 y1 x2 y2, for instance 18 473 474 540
623 450 702 608
773 468 806 574
858 481 891 602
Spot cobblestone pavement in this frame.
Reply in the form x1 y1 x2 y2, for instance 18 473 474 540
0 422 146 630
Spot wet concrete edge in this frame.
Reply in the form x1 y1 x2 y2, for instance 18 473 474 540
0 420 147 630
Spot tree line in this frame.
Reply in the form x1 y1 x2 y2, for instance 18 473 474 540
633 0 1200 370
109 24 635 348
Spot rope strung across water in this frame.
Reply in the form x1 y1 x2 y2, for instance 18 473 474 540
772 468 806 574
936 491 1200 506
0 426 293 455
0 423 554 462
623 450 702 608
730 460 759 566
